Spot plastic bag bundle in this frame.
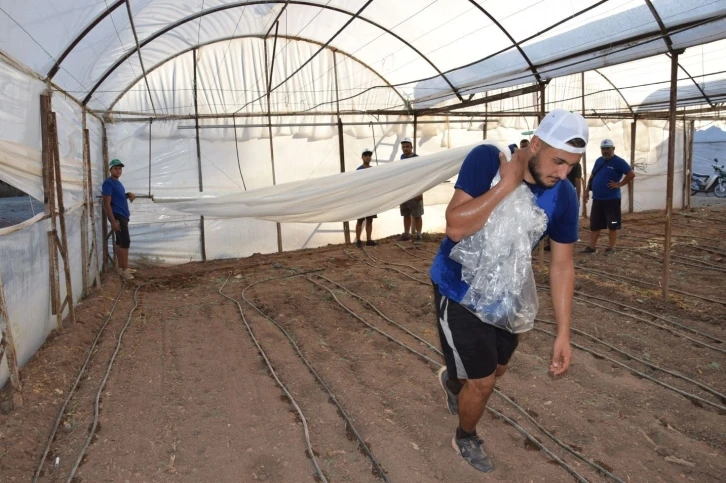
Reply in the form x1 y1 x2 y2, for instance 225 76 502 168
449 173 548 333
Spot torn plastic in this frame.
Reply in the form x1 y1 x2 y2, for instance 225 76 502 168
449 168 548 334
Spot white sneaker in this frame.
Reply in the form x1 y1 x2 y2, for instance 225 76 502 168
126 268 137 274
118 269 134 280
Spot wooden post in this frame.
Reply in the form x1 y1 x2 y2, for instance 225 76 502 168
101 123 110 270
0 273 23 406
50 112 76 325
663 50 681 300
686 120 694 210
629 119 636 213
80 112 90 296
192 47 207 261
83 127 101 290
581 72 588 218
41 93 62 330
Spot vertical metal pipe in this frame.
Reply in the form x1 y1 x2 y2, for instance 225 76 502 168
332 50 351 244
264 38 283 253
148 118 152 197
629 119 636 213
538 84 546 269
193 48 207 261
581 72 588 218
681 118 688 210
80 111 89 296
413 113 417 147
686 120 694 210
663 50 681 300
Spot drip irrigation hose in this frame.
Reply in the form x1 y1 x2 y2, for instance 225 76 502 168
331 260 621 482
538 286 726 353
66 283 145 483
619 246 726 273
487 407 589 483
531 326 726 412
218 271 330 483
32 281 127 483
575 265 726 307
311 274 441 355
620 232 726 258
307 276 440 366
362 246 427 274
344 250 431 285
626 226 726 245
226 269 391 482
536 318 726 406
394 243 430 261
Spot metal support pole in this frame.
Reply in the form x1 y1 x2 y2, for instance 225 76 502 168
686 120 694 210
264 38 283 253
413 113 417 147
538 84 546 268
193 48 207 261
0 272 23 407
629 119 636 213
663 50 681 300
483 104 487 140
681 118 688 210
148 118 152 197
581 72 588 218
332 50 351 244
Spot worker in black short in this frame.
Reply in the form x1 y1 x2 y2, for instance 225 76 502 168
102 159 136 280
355 148 378 248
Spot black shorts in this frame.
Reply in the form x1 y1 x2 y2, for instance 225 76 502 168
356 215 377 223
113 214 131 249
433 284 519 379
590 199 622 231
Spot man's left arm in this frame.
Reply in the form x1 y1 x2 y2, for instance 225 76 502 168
548 241 574 376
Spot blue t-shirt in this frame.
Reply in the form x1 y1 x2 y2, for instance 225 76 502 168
101 177 130 219
400 153 419 160
590 155 631 200
430 144 579 303
356 164 371 170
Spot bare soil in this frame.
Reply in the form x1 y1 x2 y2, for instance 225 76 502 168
2 207 725 482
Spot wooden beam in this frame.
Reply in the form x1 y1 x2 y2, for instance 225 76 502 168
663 50 682 300
0 272 23 406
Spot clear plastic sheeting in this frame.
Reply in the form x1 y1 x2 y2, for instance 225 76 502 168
450 170 547 334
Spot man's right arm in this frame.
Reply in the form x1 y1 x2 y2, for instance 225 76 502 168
445 151 524 242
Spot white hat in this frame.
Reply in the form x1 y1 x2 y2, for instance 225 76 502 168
600 139 615 148
401 137 413 145
361 148 373 155
534 109 588 154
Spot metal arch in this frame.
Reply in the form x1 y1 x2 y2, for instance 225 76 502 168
593 69 634 115
465 0 542 84
80 0 463 106
105 34 410 112
644 0 713 107
47 0 126 79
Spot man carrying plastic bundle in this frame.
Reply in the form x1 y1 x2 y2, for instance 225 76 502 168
398 137 424 243
355 148 378 249
429 109 587 473
581 139 635 254
102 159 136 280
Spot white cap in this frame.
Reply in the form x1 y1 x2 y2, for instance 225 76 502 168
600 139 615 148
401 137 413 145
361 148 373 155
534 109 588 154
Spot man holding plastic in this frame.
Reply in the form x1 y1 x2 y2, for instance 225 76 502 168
355 148 378 248
429 109 587 473
398 137 424 243
102 159 136 280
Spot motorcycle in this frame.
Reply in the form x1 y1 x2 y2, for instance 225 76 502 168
691 162 726 198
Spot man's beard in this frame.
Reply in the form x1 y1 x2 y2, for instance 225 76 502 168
527 152 556 188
